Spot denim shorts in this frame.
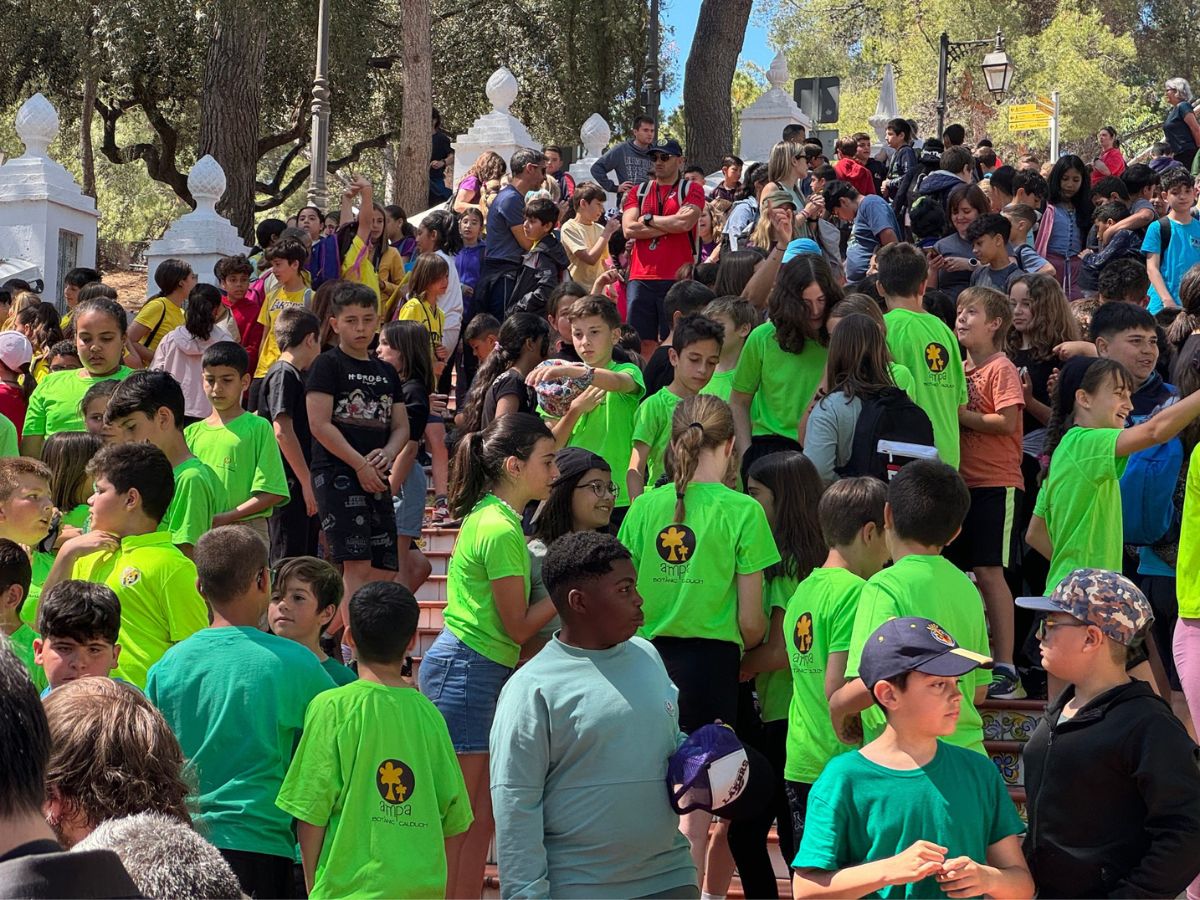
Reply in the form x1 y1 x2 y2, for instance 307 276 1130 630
392 463 429 539
418 629 512 752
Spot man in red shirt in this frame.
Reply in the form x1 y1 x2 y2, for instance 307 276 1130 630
833 137 876 197
620 139 705 358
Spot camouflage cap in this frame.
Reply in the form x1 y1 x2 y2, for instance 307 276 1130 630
1015 568 1153 646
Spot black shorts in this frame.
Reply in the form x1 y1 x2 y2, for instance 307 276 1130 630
626 279 674 343
945 486 1022 570
652 636 740 733
313 467 399 571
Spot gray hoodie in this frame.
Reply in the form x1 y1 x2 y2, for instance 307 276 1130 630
590 140 655 193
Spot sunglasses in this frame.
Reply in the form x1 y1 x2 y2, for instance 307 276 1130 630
1035 617 1090 639
651 154 673 162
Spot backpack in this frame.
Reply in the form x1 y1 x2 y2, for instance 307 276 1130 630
1155 215 1173 257
636 178 700 263
834 387 938 482
1119 437 1183 545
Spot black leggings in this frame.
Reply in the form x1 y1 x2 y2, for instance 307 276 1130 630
727 683 793 898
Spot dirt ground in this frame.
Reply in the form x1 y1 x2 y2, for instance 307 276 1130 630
102 268 150 313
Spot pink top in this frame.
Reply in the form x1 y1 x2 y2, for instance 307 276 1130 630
149 324 235 419
0 382 26 436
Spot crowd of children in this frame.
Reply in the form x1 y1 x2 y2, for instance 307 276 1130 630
3 123 1200 900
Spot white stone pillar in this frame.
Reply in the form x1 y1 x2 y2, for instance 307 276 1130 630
569 114 615 207
143 156 251 296
869 63 900 157
0 94 100 309
451 67 541 187
738 51 812 164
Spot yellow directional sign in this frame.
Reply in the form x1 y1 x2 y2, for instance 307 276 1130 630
1009 103 1051 130
1036 95 1056 115
1008 104 1039 115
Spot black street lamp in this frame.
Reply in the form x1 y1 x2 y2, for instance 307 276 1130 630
936 28 1014 138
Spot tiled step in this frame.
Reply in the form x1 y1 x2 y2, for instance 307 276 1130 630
979 697 1046 744
986 739 1027 788
415 574 447 604
420 527 459 554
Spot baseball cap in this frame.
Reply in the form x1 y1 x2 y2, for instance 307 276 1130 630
667 723 774 820
859 617 992 692
762 188 798 210
551 447 609 487
782 238 822 263
651 139 684 158
0 331 33 371
1016 568 1153 646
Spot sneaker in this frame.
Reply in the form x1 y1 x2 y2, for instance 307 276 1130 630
431 496 450 524
987 666 1026 700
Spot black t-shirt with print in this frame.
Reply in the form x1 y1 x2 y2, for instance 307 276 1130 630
482 368 535 428
258 360 313 478
305 347 403 470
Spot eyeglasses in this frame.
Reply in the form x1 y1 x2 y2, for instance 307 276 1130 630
1036 617 1090 639
575 479 619 498
650 154 672 162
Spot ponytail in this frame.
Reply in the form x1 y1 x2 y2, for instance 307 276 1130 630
669 395 736 522
458 313 550 435
1040 358 1131 485
448 412 553 518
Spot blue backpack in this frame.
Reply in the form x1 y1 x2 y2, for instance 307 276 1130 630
1119 437 1183 545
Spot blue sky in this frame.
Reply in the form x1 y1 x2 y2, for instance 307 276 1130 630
662 1 775 111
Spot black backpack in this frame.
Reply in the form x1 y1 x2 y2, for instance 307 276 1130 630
835 387 937 482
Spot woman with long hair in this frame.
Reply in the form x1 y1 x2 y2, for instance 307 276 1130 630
453 150 507 216
1091 126 1126 186
128 259 196 365
16 303 64 383
931 182 991 300
150 283 235 423
457 312 550 435
712 250 761 298
43 431 102 529
367 202 407 312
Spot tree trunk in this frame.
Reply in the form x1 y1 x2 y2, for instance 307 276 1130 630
683 0 752 173
198 2 268 244
396 0 433 217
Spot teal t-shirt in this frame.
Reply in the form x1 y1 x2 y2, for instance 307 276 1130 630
632 387 684 490
731 321 827 439
321 655 357 686
146 627 335 858
185 412 290 516
792 744 1025 897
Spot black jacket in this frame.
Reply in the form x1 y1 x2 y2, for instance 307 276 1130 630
0 840 141 898
1022 679 1200 898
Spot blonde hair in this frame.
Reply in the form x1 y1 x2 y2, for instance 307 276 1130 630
957 286 1012 347
670 394 735 522
766 141 798 186
405 253 450 306
2 290 40 332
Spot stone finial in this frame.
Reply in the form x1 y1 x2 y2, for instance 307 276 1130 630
15 94 59 159
767 51 790 91
486 68 519 115
580 114 611 158
188 155 226 214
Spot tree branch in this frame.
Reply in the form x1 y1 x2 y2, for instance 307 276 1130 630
95 92 191 204
254 127 399 213
257 95 310 156
255 140 307 195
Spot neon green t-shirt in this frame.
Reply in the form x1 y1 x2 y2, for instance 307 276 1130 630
544 360 645 509
443 494 530 667
255 285 313 379
784 567 863 782
632 386 684 490
757 573 799 723
1033 426 1126 592
160 457 227 549
883 308 966 468
71 531 209 689
0 412 16 457
185 412 290 517
24 366 133 438
846 554 991 755
276 680 473 899
134 297 185 354
321 656 357 686
9 623 47 691
22 504 93 628
619 481 780 649
146 627 335 858
1177 443 1200 617
63 503 90 529
731 321 827 439
701 368 736 402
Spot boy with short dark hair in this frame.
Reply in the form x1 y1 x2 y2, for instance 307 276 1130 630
463 313 501 362
966 214 1020 292
562 183 621 289
877 243 968 467
514 197 569 297
148 525 334 899
952 287 1026 697
267 555 354 686
0 536 42 689
43 443 207 688
490 531 696 898
215 254 260 373
33 580 121 693
277 581 471 899
1001 203 1038 247
106 370 226 558
701 296 757 402
628 315 723 498
532 296 644 521
1098 257 1151 306
1017 569 1200 897
830 460 992 753
640 280 716 399
306 283 409 610
257 307 322 562
186 342 289 543
253 238 313 384
1142 167 1200 311
61 267 101 327
793 616 1032 899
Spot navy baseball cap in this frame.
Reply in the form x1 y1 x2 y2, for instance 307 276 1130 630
859 617 992 692
652 139 684 158
667 723 774 820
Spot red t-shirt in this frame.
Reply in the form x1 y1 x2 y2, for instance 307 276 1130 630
225 286 265 376
959 354 1025 489
0 383 25 436
623 179 707 281
834 157 876 196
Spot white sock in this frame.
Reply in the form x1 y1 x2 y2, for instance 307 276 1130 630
701 893 724 900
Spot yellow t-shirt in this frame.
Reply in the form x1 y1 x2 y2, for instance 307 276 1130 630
134 297 185 354
341 235 381 300
561 219 607 289
255 285 312 379
396 297 445 354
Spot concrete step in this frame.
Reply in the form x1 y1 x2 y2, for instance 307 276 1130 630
424 549 451 576
415 574 447 604
419 527 459 554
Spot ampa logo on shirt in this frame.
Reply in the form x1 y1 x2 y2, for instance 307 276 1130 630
120 567 141 588
924 342 950 373
376 759 415 804
792 612 814 654
656 524 696 564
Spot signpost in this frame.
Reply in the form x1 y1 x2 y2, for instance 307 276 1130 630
1006 92 1060 158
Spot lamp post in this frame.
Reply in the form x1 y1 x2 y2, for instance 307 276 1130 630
307 0 331 210
935 28 1014 139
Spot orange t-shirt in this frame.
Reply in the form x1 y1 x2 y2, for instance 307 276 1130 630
958 354 1025 489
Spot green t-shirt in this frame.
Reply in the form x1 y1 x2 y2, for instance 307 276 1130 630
632 387 684 490
757 574 799 724
784 567 863 782
24 366 133 438
701 368 736 402
543 361 644 509
146 627 335 859
9 623 47 691
71 531 209 689
1033 426 1126 592
846 555 991 755
23 552 52 629
618 482 780 649
321 656 357 686
0 412 17 457
63 503 90 529
160 457 227 549
443 494 530 667
883 309 967 468
276 680 473 899
731 321 827 439
792 744 1024 897
185 412 290 517
1178 442 1200 617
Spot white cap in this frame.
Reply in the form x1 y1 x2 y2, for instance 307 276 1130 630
0 331 33 371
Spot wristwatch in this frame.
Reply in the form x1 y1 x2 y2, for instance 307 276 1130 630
642 213 654 227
